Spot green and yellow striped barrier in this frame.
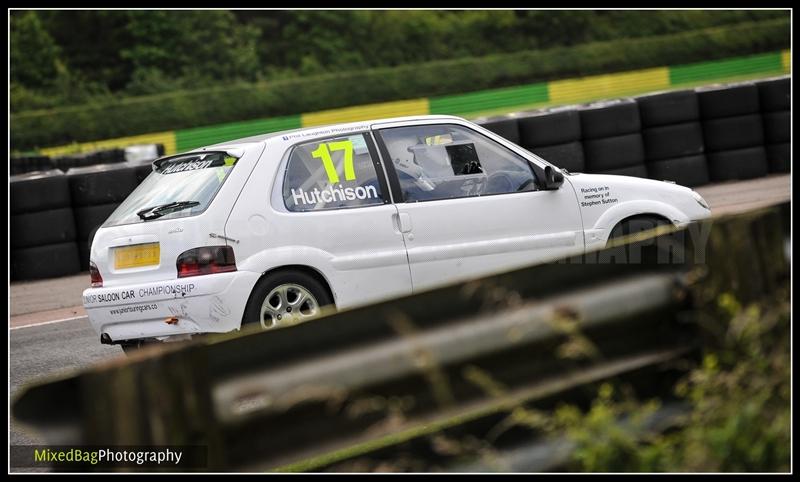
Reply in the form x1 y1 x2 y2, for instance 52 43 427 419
38 50 790 157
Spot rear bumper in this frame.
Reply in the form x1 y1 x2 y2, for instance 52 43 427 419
82 271 261 343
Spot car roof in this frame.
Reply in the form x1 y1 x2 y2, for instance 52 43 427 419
203 114 466 151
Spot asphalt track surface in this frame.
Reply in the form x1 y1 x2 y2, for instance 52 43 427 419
9 173 791 450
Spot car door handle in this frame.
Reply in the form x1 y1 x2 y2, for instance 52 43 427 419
394 213 412 234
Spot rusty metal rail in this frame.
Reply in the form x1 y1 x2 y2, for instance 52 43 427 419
11 202 790 472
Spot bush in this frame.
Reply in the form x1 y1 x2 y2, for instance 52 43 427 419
11 19 789 150
551 288 791 472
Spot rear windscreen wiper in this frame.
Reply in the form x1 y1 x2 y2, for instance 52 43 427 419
136 201 200 221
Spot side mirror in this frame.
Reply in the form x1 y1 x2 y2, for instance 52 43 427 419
542 165 564 190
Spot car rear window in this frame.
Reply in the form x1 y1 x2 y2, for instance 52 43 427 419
103 151 238 227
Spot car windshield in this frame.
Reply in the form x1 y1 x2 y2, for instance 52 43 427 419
103 152 239 227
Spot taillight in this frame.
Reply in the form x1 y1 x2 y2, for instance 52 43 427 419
89 261 103 287
176 246 237 278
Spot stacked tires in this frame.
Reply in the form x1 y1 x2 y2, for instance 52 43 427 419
478 76 789 181
698 82 769 181
579 99 647 178
86 148 126 166
476 115 521 147
516 107 585 172
68 164 139 267
53 148 125 172
636 90 709 187
53 153 94 172
756 77 790 173
11 170 81 280
10 155 55 176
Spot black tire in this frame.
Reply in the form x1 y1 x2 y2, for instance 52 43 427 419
52 155 76 172
579 99 641 139
702 114 764 152
762 111 789 144
595 164 648 178
607 215 670 244
642 122 705 161
765 143 790 173
67 164 139 207
86 151 104 166
54 153 93 172
132 162 154 183
35 156 55 172
707 146 769 181
11 242 81 281
756 77 790 112
477 116 520 145
697 82 760 119
10 155 54 176
530 141 585 172
78 242 91 272
104 148 126 164
583 133 645 171
635 89 700 126
74 203 120 241
518 108 581 146
646 155 710 188
10 170 72 215
243 270 334 329
11 208 77 249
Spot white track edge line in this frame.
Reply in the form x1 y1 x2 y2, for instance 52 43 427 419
10 315 87 331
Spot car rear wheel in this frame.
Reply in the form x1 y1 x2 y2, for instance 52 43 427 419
243 271 333 330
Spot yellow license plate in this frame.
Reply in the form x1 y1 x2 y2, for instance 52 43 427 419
114 243 160 269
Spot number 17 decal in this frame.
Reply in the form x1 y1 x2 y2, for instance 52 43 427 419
311 140 356 184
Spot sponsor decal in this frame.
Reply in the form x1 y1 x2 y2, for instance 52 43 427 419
109 303 158 316
84 283 196 305
139 283 196 298
280 125 369 142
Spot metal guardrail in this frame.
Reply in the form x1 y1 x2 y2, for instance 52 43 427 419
11 202 790 472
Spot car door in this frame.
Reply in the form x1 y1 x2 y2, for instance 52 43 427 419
372 120 585 292
225 131 413 309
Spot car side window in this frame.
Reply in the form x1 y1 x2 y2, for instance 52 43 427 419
378 124 537 202
283 133 385 212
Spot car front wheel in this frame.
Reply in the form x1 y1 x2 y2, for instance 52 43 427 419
606 215 670 245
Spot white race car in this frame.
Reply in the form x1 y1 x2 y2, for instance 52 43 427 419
82 115 711 350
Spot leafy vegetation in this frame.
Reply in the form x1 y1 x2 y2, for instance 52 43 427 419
10 10 788 112
11 18 790 150
550 288 790 472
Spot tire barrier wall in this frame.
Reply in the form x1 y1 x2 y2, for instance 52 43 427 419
476 76 790 188
758 78 791 173
10 170 81 280
10 144 164 177
10 146 161 281
24 49 790 157
8 78 790 281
